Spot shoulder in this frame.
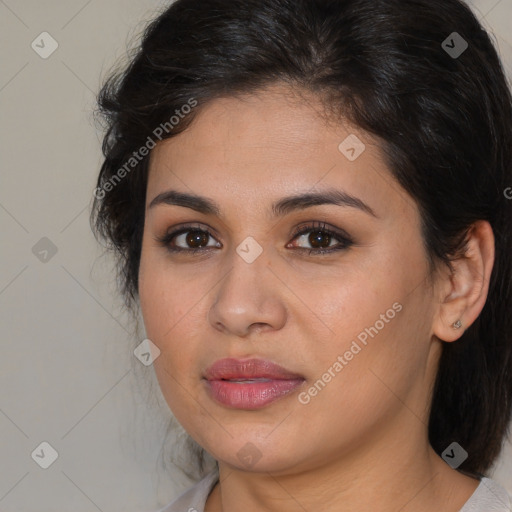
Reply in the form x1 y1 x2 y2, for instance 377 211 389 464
156 470 219 512
460 477 512 512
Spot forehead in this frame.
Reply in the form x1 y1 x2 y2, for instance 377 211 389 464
146 85 414 222
153 86 354 161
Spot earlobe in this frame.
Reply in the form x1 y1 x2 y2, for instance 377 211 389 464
432 220 494 343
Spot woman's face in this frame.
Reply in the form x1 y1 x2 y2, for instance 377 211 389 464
139 84 443 474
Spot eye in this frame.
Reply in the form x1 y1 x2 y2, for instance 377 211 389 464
156 224 221 254
287 221 353 255
156 221 353 256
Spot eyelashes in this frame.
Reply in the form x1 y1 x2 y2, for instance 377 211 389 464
287 221 353 254
155 220 354 256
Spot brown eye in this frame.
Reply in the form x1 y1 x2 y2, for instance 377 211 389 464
157 225 221 253
185 230 210 248
308 230 334 249
157 221 353 256
288 221 354 255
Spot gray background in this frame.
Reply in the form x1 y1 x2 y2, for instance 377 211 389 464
1 1 511 510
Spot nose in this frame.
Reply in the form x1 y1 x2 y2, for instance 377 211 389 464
207 248 287 337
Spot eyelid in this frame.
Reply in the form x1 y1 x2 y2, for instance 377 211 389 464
289 221 352 242
160 222 220 240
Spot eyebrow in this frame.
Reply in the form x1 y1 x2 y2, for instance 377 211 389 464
148 188 378 218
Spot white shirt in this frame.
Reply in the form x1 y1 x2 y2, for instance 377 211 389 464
158 470 512 512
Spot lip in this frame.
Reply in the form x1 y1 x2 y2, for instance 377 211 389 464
203 358 305 409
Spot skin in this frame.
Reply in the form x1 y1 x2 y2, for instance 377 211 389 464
138 84 495 512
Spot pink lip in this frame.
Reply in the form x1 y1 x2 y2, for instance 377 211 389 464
203 358 305 409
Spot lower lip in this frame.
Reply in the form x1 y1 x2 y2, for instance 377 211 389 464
204 379 305 409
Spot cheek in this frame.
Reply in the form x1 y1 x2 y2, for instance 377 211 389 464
139 268 204 420
308 296 432 430
293 257 427 399
138 247 196 341
138 251 208 381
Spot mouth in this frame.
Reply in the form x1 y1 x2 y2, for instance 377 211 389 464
221 378 272 383
203 358 306 409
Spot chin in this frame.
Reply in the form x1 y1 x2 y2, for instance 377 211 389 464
199 434 306 474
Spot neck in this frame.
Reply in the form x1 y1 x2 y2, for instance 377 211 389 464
205 415 479 512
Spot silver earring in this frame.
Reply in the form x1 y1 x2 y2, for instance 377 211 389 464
452 319 462 329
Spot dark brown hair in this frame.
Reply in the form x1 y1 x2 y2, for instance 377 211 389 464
91 0 512 477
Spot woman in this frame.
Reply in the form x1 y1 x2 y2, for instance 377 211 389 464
92 0 512 510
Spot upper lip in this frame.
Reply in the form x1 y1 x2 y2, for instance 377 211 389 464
204 358 304 381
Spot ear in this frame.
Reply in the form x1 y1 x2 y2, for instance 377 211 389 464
432 220 495 342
